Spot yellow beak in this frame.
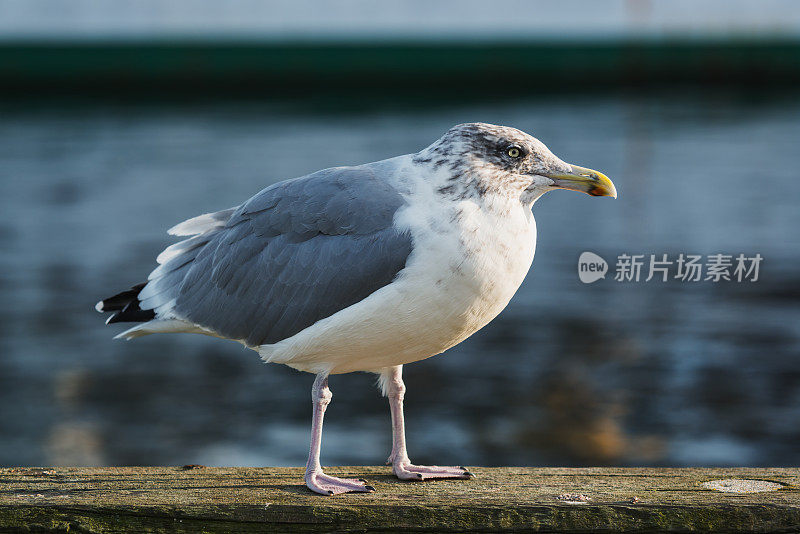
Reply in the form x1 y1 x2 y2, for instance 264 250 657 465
545 165 617 198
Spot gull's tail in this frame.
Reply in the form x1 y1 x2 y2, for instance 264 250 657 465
95 206 239 340
95 283 155 324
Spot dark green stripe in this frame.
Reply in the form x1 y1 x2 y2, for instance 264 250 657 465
1 39 799 95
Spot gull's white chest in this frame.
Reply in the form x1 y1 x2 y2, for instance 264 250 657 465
400 198 537 351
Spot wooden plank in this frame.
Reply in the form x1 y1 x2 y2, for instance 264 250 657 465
0 467 798 533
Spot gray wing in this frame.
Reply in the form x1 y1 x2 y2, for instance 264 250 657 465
139 165 413 347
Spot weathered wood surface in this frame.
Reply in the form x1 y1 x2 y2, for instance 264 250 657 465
0 467 797 533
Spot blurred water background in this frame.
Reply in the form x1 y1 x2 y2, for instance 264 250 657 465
0 0 799 469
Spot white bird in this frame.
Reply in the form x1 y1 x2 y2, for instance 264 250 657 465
96 122 616 495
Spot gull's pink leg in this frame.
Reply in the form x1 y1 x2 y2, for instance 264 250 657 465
384 365 473 481
305 374 374 495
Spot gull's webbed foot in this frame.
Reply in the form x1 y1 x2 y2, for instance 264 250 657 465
305 470 375 495
391 460 474 481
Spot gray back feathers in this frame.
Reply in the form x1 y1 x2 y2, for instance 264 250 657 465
140 165 413 347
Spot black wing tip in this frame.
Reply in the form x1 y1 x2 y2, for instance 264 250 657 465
106 309 156 324
97 283 154 324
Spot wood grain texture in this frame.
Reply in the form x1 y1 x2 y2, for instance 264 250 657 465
0 467 798 533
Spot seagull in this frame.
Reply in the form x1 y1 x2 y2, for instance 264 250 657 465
96 123 616 495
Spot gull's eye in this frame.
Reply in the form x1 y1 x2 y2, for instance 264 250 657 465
507 146 521 158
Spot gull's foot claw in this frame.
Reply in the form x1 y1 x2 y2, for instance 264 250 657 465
393 462 473 481
305 471 375 495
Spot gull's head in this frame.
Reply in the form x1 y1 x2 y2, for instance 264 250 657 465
416 122 616 204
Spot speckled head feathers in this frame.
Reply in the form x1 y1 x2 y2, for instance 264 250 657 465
413 123 572 203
